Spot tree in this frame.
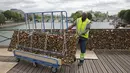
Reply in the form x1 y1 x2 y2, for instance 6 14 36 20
87 12 92 20
3 10 12 20
94 12 101 18
71 11 82 21
118 10 126 19
11 12 18 21
123 10 130 23
0 13 6 25
35 15 41 19
11 12 24 22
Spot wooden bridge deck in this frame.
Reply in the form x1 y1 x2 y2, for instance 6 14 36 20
7 50 130 73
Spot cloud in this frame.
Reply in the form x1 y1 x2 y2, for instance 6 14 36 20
126 0 130 2
0 0 35 4
0 0 36 10
0 0 130 16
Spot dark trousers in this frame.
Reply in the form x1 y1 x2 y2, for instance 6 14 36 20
78 37 87 63
78 37 87 53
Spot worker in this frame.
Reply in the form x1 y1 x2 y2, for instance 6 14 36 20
66 12 91 66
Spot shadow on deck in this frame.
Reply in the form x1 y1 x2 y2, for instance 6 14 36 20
7 50 130 73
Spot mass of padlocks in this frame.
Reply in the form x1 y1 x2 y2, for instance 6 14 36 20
9 29 130 64
9 30 77 65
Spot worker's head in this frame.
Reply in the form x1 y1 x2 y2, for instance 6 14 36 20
81 12 87 22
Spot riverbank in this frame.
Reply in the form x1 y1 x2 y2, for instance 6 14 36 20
0 22 25 28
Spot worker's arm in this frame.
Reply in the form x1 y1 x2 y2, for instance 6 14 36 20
65 21 76 31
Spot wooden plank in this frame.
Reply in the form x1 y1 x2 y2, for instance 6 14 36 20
66 66 70 73
83 60 88 73
89 60 98 73
120 51 130 63
113 51 130 72
95 51 108 73
57 66 64 73
7 62 23 73
16 61 29 73
93 60 103 73
86 60 94 73
99 54 113 73
63 66 68 73
41 66 50 73
78 65 84 73
36 66 44 73
75 60 79 73
31 65 40 73
118 52 130 66
22 63 32 73
18 62 30 73
27 64 36 73
107 53 127 73
46 67 51 73
101 53 118 73
103 51 123 73
7 64 18 73
78 61 84 73
13 62 24 73
7 50 130 73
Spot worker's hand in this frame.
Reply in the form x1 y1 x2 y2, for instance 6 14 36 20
64 29 67 32
67 30 73 33
64 29 72 33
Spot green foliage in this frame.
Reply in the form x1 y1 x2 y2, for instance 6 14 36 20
12 12 23 22
0 13 6 24
3 10 24 22
3 10 12 20
71 11 82 21
118 10 126 19
35 15 41 19
27 15 32 21
87 12 92 20
118 9 130 23
94 12 106 18
123 10 130 23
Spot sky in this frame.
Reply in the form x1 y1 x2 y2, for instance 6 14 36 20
0 0 130 16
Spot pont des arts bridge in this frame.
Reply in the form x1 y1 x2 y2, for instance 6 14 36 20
4 29 130 50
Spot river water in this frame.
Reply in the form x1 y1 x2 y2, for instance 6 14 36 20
1 22 113 29
0 22 114 46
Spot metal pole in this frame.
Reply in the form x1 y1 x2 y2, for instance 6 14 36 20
42 13 45 32
27 14 30 31
61 12 64 33
31 14 34 31
33 13 37 29
65 12 68 29
52 12 54 30
63 11 68 55
51 12 54 33
24 14 27 30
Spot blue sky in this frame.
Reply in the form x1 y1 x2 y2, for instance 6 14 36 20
0 0 130 16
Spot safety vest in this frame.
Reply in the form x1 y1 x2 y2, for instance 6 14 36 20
76 17 91 38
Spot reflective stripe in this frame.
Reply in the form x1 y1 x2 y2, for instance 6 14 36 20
80 53 85 60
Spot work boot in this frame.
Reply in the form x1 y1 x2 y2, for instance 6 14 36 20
78 60 84 66
78 53 85 66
